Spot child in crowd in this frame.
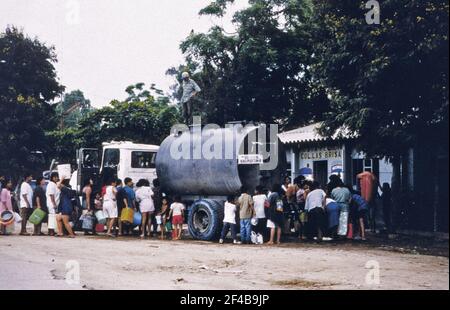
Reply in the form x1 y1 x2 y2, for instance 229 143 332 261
219 195 241 245
157 197 170 240
94 193 102 210
169 196 185 240
350 191 369 241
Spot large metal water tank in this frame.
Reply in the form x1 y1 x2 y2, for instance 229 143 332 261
156 124 284 196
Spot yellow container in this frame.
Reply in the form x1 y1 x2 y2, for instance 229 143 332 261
120 208 134 224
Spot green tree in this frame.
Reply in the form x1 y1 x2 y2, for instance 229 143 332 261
49 84 182 163
0 26 63 179
55 89 93 129
170 0 329 128
311 0 449 229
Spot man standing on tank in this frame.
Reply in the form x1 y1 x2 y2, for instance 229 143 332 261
180 71 201 125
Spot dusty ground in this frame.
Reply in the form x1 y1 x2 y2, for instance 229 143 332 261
0 226 448 290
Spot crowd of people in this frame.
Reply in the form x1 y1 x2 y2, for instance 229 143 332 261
0 172 186 240
0 171 392 246
217 171 391 245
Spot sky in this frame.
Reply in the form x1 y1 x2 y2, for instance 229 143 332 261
1 0 247 107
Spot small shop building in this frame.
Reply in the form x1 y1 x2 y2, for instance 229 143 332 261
278 123 393 191
279 123 448 234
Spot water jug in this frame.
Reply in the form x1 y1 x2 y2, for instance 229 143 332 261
133 212 142 226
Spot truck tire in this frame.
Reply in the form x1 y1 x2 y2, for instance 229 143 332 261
188 199 224 241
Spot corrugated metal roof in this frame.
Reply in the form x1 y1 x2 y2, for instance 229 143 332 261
278 122 353 144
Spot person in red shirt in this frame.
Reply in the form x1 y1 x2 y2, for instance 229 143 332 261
357 171 381 232
357 171 377 202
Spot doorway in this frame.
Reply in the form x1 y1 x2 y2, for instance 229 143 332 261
313 161 328 188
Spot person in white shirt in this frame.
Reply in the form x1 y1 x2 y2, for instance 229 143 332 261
169 196 185 240
19 172 33 235
135 179 155 239
46 172 61 236
304 181 327 242
219 196 241 244
252 186 268 241
103 179 118 237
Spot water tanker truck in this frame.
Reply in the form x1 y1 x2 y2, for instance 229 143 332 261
155 122 285 240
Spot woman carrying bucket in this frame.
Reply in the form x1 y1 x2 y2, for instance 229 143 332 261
32 177 47 236
0 179 14 235
82 179 97 235
56 177 76 238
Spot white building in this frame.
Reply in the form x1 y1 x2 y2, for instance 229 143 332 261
279 123 393 191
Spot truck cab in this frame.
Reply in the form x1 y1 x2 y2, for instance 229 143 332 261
75 141 159 193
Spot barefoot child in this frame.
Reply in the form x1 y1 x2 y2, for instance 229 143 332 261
169 196 185 240
158 197 170 239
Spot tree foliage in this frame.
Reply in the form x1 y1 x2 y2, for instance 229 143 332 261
311 0 449 157
0 26 63 178
48 84 182 163
171 0 329 128
55 89 93 129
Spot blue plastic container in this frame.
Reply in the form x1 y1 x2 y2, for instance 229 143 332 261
133 212 142 226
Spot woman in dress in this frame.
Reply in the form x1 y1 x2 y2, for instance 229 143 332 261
82 178 97 235
267 184 284 245
103 179 118 237
0 179 14 235
56 178 76 238
135 179 154 238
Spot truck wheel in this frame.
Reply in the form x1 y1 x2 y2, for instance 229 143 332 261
188 199 224 241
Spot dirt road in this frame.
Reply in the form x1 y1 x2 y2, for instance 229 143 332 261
0 232 448 290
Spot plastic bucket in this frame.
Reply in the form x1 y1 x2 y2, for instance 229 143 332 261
0 211 14 225
95 210 107 225
95 224 105 233
133 212 142 226
120 208 134 224
29 208 46 225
